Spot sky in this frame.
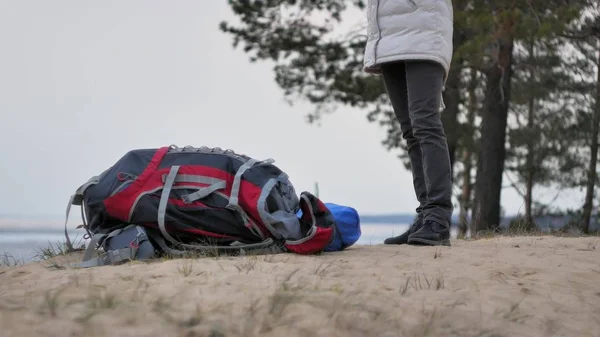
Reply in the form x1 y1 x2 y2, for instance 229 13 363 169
0 1 586 228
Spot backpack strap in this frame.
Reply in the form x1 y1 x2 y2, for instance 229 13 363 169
227 158 258 209
227 158 275 210
181 181 227 203
157 165 184 245
225 158 275 239
145 230 285 256
63 196 76 250
160 173 227 204
64 175 101 250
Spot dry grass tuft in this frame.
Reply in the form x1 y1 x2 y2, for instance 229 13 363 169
400 271 445 295
178 258 195 277
434 248 443 259
235 257 258 274
37 286 68 317
1 252 24 267
313 261 335 276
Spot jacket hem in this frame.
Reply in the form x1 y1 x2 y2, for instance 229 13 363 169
364 53 449 112
364 53 450 79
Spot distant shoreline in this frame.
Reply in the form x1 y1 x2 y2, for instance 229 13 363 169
0 212 597 232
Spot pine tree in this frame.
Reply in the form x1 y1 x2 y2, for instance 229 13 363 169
471 0 585 234
561 4 600 233
504 35 581 230
457 68 482 238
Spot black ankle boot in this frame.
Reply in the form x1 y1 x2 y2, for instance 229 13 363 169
384 219 422 245
407 220 451 246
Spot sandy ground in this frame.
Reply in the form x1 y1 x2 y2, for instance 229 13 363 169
1 236 599 337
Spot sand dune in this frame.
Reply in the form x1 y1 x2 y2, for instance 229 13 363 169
1 236 599 337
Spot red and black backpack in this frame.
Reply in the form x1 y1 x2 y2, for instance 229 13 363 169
65 145 337 261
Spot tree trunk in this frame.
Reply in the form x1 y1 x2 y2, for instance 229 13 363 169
473 34 515 234
458 70 478 238
441 28 465 177
524 39 536 228
458 149 473 238
524 99 535 227
582 49 600 234
442 66 461 176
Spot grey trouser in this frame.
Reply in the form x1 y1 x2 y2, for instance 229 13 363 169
381 60 454 227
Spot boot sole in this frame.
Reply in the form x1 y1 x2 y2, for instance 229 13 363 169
407 237 451 246
383 241 408 245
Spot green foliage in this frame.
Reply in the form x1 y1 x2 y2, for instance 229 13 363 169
220 0 377 120
506 39 579 189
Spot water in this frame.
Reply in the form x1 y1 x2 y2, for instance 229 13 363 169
0 230 87 263
0 223 439 264
355 223 410 245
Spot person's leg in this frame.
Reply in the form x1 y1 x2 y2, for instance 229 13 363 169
403 60 453 246
380 61 428 245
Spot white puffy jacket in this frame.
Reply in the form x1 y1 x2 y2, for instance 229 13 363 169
363 0 454 80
